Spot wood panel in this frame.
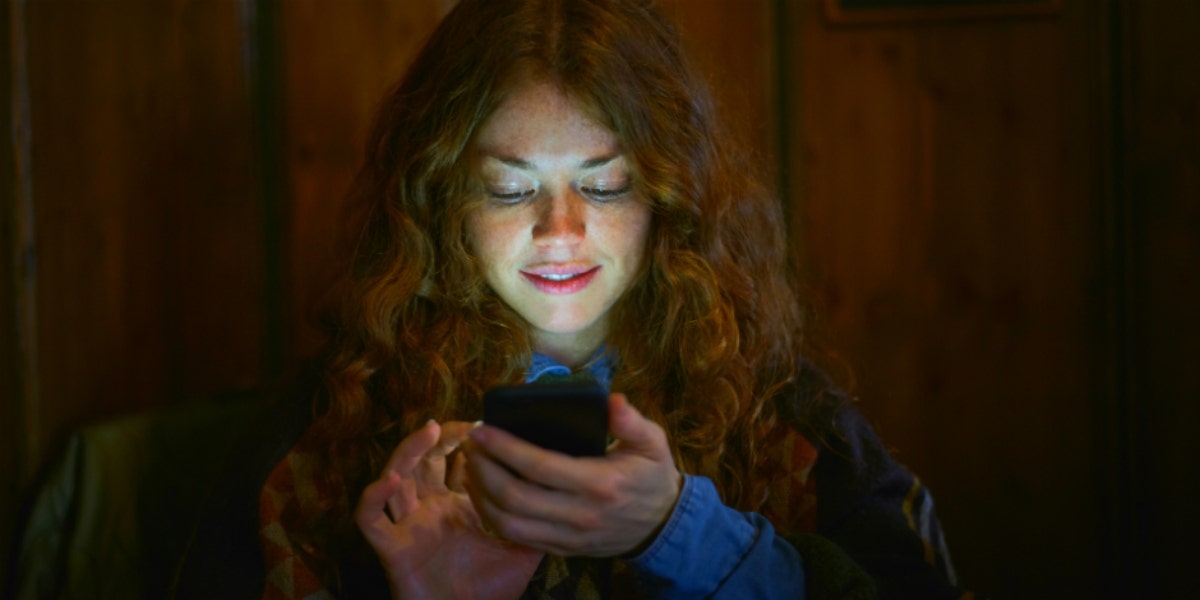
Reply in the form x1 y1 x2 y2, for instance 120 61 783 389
786 0 1107 595
29 0 266 411
662 0 778 176
823 0 1061 24
6 0 268 558
280 0 448 362
1123 0 1200 595
2 0 31 588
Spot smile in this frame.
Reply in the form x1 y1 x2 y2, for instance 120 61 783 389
520 266 601 295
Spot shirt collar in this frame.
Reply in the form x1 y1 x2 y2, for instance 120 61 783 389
526 346 614 391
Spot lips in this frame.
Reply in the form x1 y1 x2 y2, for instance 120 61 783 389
521 266 600 295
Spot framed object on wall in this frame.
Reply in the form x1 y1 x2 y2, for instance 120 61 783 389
824 0 1061 24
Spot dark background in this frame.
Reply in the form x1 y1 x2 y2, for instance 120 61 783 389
3 0 1197 597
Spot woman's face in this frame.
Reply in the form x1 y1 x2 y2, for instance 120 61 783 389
466 82 652 363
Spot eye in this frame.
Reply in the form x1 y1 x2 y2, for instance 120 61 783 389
581 185 631 202
488 188 535 204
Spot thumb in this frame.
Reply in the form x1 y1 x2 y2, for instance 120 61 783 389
607 393 669 458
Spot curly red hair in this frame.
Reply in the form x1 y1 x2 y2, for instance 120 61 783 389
312 0 811 532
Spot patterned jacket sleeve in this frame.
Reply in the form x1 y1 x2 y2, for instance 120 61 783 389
795 368 964 599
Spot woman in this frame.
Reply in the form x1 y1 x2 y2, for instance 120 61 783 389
176 0 963 598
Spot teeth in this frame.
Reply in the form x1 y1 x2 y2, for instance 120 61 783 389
541 273 575 281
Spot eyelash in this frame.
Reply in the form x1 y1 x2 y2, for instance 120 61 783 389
582 186 630 202
488 186 631 205
489 189 535 204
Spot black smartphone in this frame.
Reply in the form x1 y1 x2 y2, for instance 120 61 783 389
482 382 609 457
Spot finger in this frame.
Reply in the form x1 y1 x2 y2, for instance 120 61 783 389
447 451 468 493
467 425 602 491
380 420 440 514
355 471 404 546
430 420 477 460
384 419 441 476
472 496 577 555
463 457 590 556
607 394 670 459
415 420 476 495
464 437 580 525
386 472 420 522
462 447 549 543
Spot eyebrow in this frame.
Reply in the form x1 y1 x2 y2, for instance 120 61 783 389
489 153 620 170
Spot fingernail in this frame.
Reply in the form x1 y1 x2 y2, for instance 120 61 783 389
472 420 484 428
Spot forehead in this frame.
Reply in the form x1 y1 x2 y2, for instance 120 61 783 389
473 83 620 163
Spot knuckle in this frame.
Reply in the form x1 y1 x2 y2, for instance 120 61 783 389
489 518 519 541
586 472 624 503
522 456 554 481
571 509 604 532
495 479 525 509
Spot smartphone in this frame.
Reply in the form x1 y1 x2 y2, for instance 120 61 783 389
482 382 609 457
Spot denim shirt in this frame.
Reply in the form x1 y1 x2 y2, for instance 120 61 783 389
627 476 807 598
526 348 615 390
527 351 807 598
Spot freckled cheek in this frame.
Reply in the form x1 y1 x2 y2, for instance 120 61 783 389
468 215 527 273
463 217 495 274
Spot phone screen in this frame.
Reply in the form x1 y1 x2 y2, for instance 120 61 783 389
483 382 608 457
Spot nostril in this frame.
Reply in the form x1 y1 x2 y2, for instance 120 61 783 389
533 212 586 244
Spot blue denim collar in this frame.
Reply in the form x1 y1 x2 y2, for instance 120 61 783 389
526 346 614 391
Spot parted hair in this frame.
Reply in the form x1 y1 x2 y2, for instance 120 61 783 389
313 0 811 534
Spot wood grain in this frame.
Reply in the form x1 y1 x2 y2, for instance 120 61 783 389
2 0 34 587
279 0 446 362
788 0 1108 594
1121 0 1200 594
22 0 264 456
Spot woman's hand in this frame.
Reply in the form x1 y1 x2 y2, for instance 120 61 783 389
355 420 544 599
463 393 683 557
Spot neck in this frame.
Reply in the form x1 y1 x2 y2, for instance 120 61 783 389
532 329 604 369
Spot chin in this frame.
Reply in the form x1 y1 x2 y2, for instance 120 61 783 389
535 319 598 336
528 310 601 336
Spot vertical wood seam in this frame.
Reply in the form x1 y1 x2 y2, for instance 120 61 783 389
773 0 792 233
241 0 286 381
8 0 39 486
1098 0 1133 594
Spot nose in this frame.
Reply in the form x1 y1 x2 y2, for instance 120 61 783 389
532 191 586 247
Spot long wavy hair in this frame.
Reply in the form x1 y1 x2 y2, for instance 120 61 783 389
312 0 814 535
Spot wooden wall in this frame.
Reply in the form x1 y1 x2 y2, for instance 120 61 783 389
788 0 1109 594
1119 0 1200 595
3 0 1197 597
3 0 271 588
